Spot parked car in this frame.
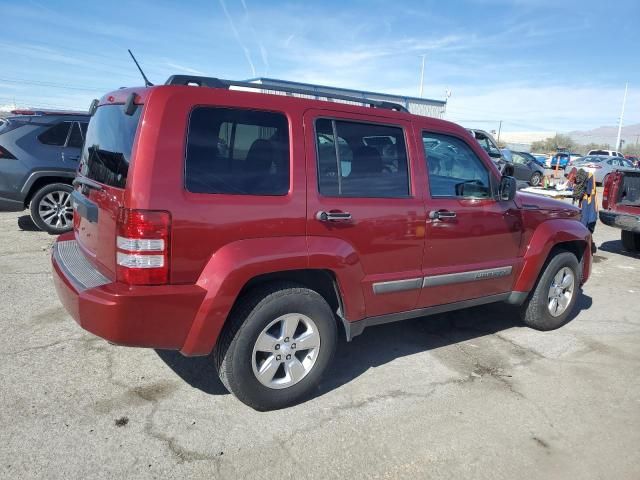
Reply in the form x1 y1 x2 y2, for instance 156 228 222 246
51 75 593 410
0 110 89 233
510 151 545 186
572 155 636 184
530 153 549 167
587 149 624 158
549 152 571 169
624 155 639 167
466 129 509 173
569 152 583 164
599 170 640 251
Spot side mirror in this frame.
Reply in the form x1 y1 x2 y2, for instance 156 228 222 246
499 176 517 201
488 150 502 159
502 163 515 177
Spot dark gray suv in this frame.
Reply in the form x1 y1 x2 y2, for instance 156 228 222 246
0 111 89 233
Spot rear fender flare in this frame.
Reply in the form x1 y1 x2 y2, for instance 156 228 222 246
180 236 366 355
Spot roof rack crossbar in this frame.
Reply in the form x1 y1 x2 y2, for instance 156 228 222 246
165 75 409 113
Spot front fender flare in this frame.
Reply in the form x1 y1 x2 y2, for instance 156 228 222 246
513 219 591 293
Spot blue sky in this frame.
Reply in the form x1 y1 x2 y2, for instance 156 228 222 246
1 0 638 133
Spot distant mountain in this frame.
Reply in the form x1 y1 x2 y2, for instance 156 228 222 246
568 123 640 147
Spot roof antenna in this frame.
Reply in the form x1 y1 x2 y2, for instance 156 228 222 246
128 49 153 87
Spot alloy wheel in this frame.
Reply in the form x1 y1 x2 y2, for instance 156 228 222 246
38 190 73 229
251 313 321 389
547 267 575 317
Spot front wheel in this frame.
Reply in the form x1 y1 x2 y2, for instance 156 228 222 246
529 172 542 186
521 251 580 331
621 230 640 252
214 282 337 411
29 183 74 234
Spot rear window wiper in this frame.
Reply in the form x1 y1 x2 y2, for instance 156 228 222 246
73 176 103 191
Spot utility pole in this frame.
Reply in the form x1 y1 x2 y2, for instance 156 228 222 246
419 55 426 98
615 82 628 151
497 120 502 143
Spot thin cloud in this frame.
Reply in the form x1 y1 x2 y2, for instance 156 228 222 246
218 0 256 77
240 0 269 74
166 62 205 75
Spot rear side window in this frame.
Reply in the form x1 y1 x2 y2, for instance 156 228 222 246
38 122 71 146
423 132 491 198
67 122 84 148
315 119 409 197
185 107 290 195
79 105 141 188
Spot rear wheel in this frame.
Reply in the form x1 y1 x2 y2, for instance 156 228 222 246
621 230 640 252
29 183 73 234
214 282 337 411
521 251 579 331
529 172 542 186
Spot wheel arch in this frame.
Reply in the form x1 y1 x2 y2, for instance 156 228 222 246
179 236 365 356
23 173 75 206
513 219 591 293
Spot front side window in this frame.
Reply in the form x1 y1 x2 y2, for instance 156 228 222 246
38 122 71 146
315 119 409 198
511 152 527 165
185 107 289 195
423 132 491 198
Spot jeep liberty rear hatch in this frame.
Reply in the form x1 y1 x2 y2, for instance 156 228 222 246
74 101 142 279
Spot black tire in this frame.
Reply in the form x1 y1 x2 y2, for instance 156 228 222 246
29 183 73 234
214 282 337 411
529 172 542 186
621 230 640 252
521 251 580 331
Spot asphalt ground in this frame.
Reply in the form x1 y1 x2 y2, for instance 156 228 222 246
1 196 639 479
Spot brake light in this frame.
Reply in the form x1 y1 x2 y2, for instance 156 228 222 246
0 145 16 159
602 177 610 209
116 208 171 285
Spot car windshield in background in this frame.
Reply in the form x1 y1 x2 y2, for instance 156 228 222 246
78 105 141 188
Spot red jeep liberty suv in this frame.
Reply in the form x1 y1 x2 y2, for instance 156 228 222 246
52 76 592 410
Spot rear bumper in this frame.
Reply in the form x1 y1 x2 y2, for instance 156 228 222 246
599 210 640 233
51 236 206 351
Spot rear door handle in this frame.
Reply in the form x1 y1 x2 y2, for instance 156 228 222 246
429 210 456 220
316 211 352 222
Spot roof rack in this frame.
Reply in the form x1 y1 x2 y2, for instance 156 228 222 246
10 109 88 116
165 75 409 113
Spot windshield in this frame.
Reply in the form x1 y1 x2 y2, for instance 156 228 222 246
78 105 142 188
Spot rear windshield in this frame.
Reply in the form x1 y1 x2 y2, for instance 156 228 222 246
78 104 141 188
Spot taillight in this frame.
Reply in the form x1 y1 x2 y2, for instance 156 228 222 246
0 145 16 159
116 208 171 285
